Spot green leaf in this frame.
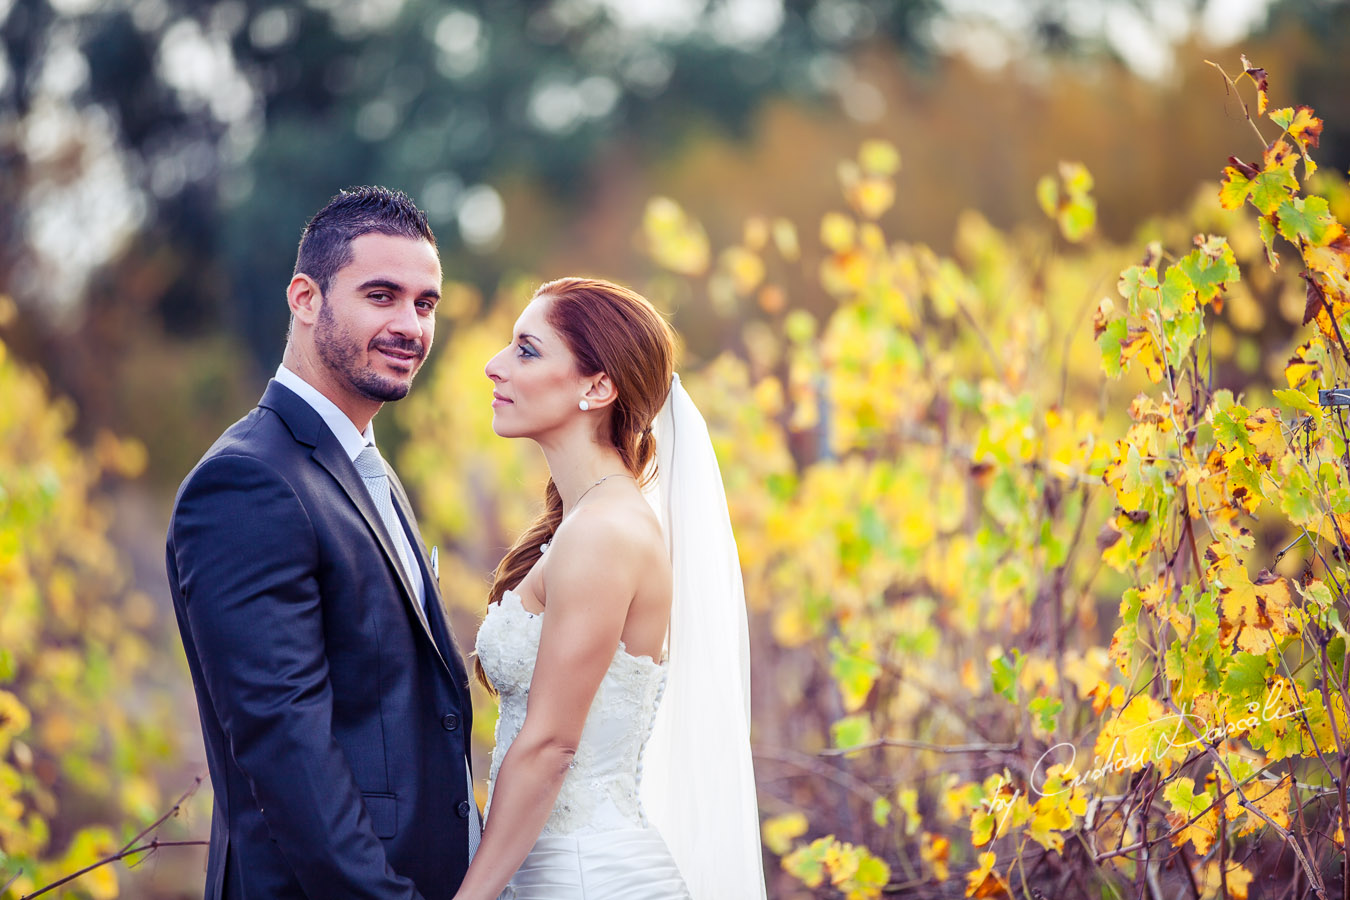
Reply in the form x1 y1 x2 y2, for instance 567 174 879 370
1222 652 1271 705
1272 387 1316 414
1098 315 1128 378
1331 634 1347 682
1060 196 1096 243
831 713 874 749
990 648 1024 702
1276 196 1339 247
872 796 892 827
829 638 881 712
783 836 831 886
1278 460 1319 526
1036 175 1058 219
1163 776 1211 818
1028 695 1062 733
1258 215 1280 269
1162 308 1204 361
984 470 1022 527
1118 265 1159 314
1177 239 1240 303
1158 265 1196 317
1249 164 1299 215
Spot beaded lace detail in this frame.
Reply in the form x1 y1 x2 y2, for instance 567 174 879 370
477 590 668 836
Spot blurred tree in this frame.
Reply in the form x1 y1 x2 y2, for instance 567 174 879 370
0 0 942 361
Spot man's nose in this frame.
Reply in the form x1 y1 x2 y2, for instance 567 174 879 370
387 300 423 339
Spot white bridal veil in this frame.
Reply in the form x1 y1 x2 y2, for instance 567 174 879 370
640 373 768 899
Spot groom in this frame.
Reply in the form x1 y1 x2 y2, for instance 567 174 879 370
166 186 476 898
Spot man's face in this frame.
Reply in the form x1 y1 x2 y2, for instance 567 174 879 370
313 232 441 403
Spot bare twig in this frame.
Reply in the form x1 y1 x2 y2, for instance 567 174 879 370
820 737 1019 757
19 776 208 900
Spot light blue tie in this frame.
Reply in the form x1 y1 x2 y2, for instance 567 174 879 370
353 445 422 609
467 762 481 858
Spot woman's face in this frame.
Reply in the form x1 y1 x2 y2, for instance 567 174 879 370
484 295 589 439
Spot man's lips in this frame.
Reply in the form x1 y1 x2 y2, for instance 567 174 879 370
373 344 422 367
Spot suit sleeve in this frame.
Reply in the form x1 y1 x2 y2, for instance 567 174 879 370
171 453 422 899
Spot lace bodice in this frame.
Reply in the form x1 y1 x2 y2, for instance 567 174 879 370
476 590 668 836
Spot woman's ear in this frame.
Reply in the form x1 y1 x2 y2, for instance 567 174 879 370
582 373 618 410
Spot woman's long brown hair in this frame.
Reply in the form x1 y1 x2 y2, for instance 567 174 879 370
475 277 676 691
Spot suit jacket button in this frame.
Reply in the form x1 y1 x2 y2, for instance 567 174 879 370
441 713 460 731
457 800 471 818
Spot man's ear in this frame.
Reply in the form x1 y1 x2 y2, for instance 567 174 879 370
582 372 618 410
287 274 323 326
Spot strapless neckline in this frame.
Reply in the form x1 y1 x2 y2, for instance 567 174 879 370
497 589 666 669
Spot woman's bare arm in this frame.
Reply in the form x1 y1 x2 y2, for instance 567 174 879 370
451 506 652 900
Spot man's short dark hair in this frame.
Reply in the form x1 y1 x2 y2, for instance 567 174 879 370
293 186 437 296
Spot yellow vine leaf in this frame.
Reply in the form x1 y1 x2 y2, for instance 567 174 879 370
1163 776 1219 854
719 246 766 296
1235 777 1292 837
1269 105 1323 178
846 177 896 220
762 811 810 855
643 197 710 276
1119 327 1165 383
858 139 901 176
965 851 1010 898
1208 549 1298 654
1198 861 1256 899
821 211 857 252
920 831 950 881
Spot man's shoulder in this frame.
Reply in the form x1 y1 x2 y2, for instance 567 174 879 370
200 405 292 465
172 405 301 502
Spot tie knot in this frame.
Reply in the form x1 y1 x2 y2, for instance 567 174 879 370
353 445 386 480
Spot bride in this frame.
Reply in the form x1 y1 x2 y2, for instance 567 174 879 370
453 278 766 899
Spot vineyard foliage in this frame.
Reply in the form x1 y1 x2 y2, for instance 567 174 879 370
5 55 1350 900
400 59 1350 897
0 293 181 896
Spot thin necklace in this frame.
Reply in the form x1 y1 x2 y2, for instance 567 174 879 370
540 473 635 555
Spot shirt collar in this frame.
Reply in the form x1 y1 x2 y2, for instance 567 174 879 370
274 363 375 462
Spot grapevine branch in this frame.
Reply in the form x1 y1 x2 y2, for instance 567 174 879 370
18 776 208 900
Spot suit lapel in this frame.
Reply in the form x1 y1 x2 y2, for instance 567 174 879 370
260 380 454 680
387 473 473 710
313 439 454 677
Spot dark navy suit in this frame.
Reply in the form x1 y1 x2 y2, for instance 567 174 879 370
166 380 473 898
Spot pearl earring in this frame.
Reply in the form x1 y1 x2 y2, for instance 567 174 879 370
579 399 590 411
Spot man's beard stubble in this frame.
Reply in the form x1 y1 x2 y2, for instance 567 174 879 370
314 300 425 403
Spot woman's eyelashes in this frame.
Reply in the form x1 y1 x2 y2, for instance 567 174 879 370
516 341 539 359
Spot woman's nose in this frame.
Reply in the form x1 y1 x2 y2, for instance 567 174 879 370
485 349 505 381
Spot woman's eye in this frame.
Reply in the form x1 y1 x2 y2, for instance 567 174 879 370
516 343 536 358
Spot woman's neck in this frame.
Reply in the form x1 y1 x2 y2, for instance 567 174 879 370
540 440 632 517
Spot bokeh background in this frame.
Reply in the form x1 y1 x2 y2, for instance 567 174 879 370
3 0 1350 896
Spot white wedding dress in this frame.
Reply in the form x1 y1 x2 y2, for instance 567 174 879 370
476 589 691 899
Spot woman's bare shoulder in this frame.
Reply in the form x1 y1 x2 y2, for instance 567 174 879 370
549 492 667 572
